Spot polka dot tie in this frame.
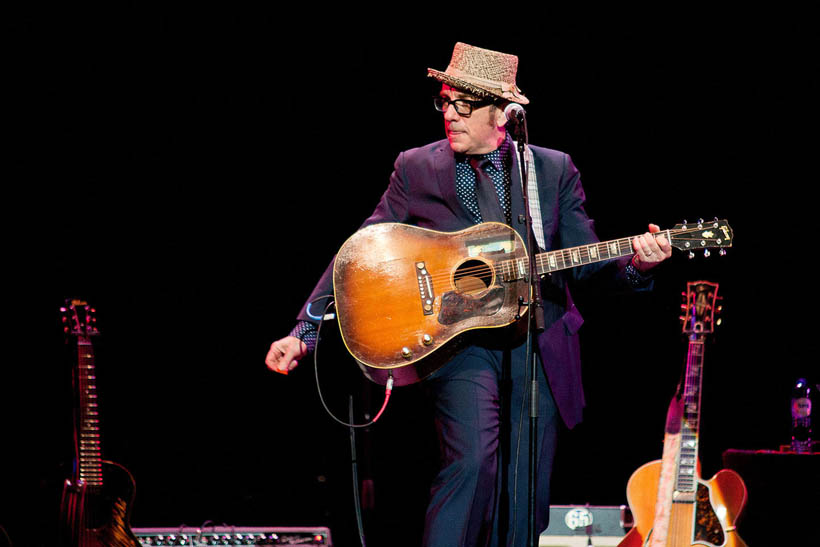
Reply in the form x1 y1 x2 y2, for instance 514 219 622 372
469 156 506 224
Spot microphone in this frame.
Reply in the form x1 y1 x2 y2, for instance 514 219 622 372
504 102 526 124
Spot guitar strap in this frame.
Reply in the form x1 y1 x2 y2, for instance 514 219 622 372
515 143 547 251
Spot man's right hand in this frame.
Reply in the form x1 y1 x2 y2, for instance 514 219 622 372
265 336 308 375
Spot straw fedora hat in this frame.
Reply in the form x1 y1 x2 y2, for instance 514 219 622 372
428 42 529 105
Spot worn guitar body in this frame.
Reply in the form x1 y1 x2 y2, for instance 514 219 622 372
621 460 747 547
334 222 529 386
60 461 140 547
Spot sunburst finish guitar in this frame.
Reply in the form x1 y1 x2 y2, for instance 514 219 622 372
618 282 747 547
59 300 141 547
333 220 733 386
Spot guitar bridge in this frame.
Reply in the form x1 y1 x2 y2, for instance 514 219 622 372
416 261 435 315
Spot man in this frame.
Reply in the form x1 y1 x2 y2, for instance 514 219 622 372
266 43 671 546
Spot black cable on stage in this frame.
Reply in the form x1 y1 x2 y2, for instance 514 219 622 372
349 396 366 547
308 296 394 547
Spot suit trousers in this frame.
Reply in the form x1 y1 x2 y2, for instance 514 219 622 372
421 338 559 547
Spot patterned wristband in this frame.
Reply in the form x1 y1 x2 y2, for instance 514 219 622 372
289 321 318 352
625 258 652 287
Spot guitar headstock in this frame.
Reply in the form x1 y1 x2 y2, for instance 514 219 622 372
680 281 722 335
60 299 100 338
669 218 733 258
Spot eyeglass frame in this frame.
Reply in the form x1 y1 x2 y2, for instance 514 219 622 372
433 95 496 117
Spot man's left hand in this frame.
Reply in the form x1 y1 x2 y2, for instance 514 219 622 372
631 224 673 273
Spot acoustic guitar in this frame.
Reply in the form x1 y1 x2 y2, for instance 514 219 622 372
618 282 747 547
59 300 141 547
333 220 732 385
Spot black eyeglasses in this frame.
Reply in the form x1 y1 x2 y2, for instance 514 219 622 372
433 96 492 117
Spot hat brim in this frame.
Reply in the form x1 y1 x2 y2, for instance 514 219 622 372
428 68 529 105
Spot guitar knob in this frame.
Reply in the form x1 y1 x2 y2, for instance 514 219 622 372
422 334 433 346
401 347 413 359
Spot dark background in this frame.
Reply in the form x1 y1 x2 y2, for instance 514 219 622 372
5 6 817 546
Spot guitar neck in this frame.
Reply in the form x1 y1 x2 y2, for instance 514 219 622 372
497 230 669 280
76 336 103 487
536 233 653 276
675 336 704 497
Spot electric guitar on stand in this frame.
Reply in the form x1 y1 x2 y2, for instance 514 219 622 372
618 282 747 547
59 299 140 547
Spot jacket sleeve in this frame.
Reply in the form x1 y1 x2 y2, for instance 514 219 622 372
293 151 411 330
554 152 652 291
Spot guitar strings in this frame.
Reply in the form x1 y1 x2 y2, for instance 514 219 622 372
418 227 714 289
419 236 636 287
665 329 706 544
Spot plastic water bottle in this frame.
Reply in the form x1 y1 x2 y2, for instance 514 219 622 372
791 378 812 453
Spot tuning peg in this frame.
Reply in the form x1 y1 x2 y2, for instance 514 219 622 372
719 249 727 256
704 249 711 258
688 251 695 259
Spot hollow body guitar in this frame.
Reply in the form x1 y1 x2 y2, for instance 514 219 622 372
333 220 733 386
59 300 140 547
618 282 747 547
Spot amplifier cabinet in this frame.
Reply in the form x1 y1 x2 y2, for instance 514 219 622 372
132 526 332 546
539 505 631 547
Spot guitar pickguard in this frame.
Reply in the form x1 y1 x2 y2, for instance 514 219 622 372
438 286 506 325
695 482 724 545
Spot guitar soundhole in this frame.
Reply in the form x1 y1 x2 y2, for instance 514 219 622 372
453 259 493 294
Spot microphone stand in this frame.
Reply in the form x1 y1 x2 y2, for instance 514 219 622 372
508 111 544 547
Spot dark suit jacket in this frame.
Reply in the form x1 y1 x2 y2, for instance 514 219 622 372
297 138 639 429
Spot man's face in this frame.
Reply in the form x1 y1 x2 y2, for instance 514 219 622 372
439 84 506 155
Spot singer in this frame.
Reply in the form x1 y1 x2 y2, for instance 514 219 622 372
266 42 671 546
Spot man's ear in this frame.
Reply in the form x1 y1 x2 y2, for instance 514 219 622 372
495 104 509 129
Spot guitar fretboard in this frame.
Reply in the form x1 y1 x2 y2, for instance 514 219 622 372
497 230 670 281
675 338 704 497
77 338 103 487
